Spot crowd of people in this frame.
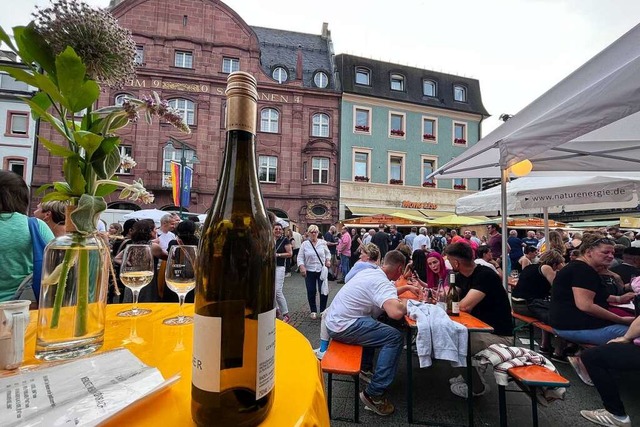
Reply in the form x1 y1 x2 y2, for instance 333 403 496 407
274 220 640 425
2 166 638 425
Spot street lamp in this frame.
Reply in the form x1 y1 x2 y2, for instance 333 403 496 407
165 138 199 219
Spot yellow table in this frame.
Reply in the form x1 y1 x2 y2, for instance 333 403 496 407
22 304 330 426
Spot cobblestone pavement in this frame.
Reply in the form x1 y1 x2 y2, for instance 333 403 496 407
282 271 640 426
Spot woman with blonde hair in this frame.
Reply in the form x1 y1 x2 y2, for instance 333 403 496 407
540 230 566 255
297 224 331 319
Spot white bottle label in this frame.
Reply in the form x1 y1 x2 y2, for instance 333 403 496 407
192 314 221 392
451 301 460 314
256 308 276 400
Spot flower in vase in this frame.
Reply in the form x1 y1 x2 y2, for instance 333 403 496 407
33 0 136 88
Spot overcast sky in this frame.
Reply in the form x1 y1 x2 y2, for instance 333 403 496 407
2 0 640 135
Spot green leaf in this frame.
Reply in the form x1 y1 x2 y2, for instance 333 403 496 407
0 65 65 105
42 191 72 202
0 26 17 51
39 136 75 158
73 131 103 157
53 182 72 195
102 148 122 180
12 27 34 65
35 183 53 195
25 97 67 139
108 115 130 132
29 92 53 120
90 137 120 179
55 47 100 112
70 194 107 234
94 182 119 197
63 155 87 195
19 23 57 75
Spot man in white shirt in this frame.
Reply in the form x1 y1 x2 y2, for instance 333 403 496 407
157 214 176 252
324 250 408 417
412 227 430 254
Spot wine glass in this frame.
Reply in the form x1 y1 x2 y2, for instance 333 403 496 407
509 269 520 287
118 244 154 317
163 245 197 325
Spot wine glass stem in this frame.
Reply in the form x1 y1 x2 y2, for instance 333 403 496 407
132 290 140 315
178 294 186 322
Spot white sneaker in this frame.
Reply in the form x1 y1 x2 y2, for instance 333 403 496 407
568 356 594 386
580 409 631 427
313 348 326 360
310 312 318 320
450 382 488 398
285 272 291 278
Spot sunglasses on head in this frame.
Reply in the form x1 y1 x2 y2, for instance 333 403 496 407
589 238 615 247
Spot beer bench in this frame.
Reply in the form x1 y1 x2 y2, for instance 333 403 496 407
321 340 363 423
499 365 570 427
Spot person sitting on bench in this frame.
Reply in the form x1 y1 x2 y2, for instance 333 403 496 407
323 250 409 417
580 315 640 427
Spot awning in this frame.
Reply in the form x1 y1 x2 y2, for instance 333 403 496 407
345 205 452 218
342 214 427 228
568 220 620 228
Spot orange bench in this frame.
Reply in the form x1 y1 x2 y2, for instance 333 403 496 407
499 365 570 427
512 311 556 350
320 340 363 423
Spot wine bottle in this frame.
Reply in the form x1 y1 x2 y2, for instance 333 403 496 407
192 72 276 426
446 273 460 316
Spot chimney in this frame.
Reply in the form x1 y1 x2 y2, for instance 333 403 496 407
321 22 330 39
296 44 303 81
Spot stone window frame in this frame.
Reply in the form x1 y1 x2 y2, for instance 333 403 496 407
258 155 278 183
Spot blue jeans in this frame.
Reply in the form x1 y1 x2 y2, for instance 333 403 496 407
340 254 350 279
328 316 403 397
304 270 327 313
555 324 629 345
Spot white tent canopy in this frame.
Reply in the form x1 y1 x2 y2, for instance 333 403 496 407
456 175 640 216
429 22 640 179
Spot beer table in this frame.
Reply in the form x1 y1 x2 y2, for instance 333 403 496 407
20 304 330 426
399 282 494 426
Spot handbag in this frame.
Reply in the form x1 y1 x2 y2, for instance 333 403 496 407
310 242 330 295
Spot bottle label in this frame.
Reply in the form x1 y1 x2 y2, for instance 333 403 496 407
256 308 276 400
451 301 460 314
192 314 222 392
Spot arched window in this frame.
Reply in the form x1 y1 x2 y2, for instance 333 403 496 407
453 85 467 102
272 67 288 84
260 108 279 133
313 71 329 88
311 113 329 137
168 98 195 125
390 74 404 91
355 67 370 85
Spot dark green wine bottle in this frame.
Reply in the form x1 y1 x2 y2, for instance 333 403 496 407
192 71 276 426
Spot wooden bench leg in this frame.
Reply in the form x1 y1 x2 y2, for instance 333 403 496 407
498 384 507 427
327 372 333 419
353 373 359 423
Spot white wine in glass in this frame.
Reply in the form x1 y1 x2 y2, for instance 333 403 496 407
118 244 154 317
164 245 197 325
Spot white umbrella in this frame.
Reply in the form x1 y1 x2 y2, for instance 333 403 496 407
122 209 168 225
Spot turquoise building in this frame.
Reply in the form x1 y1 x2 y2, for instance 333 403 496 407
335 54 489 218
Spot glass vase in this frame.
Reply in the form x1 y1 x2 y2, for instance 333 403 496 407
35 214 109 361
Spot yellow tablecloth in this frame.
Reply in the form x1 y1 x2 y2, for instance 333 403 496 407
22 304 330 426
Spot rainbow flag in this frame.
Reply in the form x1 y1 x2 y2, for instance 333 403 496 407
170 161 181 206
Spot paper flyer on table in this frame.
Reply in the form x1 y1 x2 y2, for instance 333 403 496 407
0 348 178 426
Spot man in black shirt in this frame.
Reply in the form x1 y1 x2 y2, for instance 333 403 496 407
371 224 391 259
388 224 404 251
324 226 338 279
445 242 513 398
610 246 640 286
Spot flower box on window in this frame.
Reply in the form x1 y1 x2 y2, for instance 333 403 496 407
390 129 405 137
423 133 436 140
355 125 370 132
354 175 370 182
422 181 436 187
454 184 467 190
454 138 467 144
389 179 403 185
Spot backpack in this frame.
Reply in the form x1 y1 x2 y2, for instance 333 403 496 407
431 236 445 253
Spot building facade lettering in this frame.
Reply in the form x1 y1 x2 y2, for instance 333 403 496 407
401 200 438 210
126 79 302 103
